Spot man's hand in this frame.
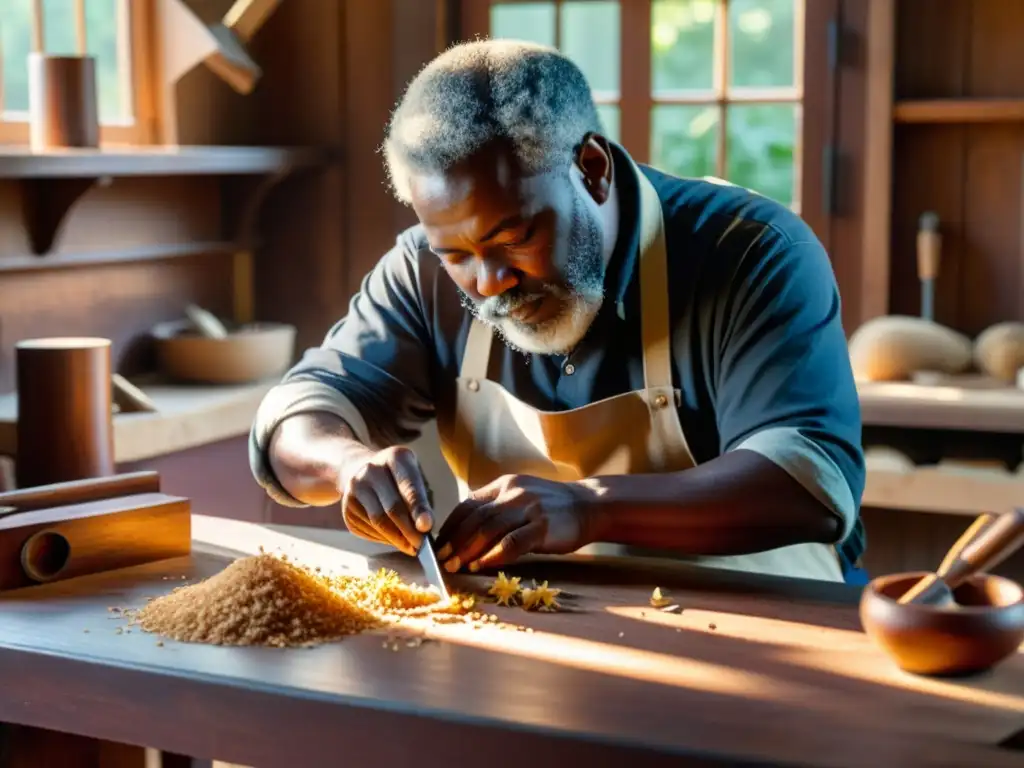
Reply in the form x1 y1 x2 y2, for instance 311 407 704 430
435 474 599 573
340 446 434 556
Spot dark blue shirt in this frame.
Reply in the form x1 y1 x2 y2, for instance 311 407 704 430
250 144 866 570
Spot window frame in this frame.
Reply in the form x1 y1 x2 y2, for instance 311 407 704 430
0 0 161 146
461 0 826 218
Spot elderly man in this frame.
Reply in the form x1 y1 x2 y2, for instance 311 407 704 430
249 39 866 583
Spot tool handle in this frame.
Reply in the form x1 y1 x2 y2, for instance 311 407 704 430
941 508 1024 588
898 512 998 605
917 212 942 281
0 471 160 514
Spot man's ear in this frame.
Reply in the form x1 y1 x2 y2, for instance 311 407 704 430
575 133 613 204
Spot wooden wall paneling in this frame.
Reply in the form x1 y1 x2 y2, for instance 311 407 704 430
343 0 401 296
0 257 234 393
857 0 893 322
887 0 970 324
960 0 1024 333
246 0 348 350
890 126 967 322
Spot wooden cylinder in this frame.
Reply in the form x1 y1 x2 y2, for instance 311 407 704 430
27 53 100 150
15 338 115 489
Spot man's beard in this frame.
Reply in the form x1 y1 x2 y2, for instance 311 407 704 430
461 194 605 356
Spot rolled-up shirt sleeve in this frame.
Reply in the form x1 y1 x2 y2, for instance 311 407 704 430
713 236 865 542
249 236 437 506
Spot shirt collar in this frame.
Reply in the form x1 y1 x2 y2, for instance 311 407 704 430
603 142 644 311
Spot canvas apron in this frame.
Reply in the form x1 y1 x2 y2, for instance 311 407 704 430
437 161 844 583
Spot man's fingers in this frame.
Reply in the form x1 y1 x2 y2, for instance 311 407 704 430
353 486 416 556
453 507 523 572
474 519 546 571
390 451 434 533
435 498 485 559
372 470 423 552
436 503 495 572
345 515 385 544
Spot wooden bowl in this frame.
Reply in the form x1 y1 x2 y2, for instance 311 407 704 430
860 572 1024 677
152 319 296 384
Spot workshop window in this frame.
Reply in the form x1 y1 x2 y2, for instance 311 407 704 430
462 0 806 211
0 0 159 145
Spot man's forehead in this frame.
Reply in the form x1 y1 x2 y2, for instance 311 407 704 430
410 158 562 225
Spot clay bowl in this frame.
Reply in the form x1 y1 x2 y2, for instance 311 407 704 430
860 571 1024 677
152 319 296 384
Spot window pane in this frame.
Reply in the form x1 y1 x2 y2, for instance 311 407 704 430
560 2 620 94
87 0 130 123
1 0 33 112
651 0 716 93
725 103 796 204
490 2 556 46
1 0 128 122
596 104 620 143
729 0 796 88
650 105 719 178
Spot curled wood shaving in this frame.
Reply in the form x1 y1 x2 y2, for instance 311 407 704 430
521 580 561 612
649 587 673 608
488 572 522 606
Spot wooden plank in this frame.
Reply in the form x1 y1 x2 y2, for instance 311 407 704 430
0 493 190 590
0 517 1019 768
895 99 1024 123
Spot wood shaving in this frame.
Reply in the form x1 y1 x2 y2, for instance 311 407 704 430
520 580 561 612
649 587 672 608
118 553 512 648
487 572 522 606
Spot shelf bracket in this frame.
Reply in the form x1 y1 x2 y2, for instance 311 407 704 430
20 177 106 255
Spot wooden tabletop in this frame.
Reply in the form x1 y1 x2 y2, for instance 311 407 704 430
0 515 1022 768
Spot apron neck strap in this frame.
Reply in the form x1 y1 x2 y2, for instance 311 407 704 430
632 161 674 391
457 159 673 392
459 316 493 381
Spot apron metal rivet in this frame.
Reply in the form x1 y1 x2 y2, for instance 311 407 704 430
467 379 479 392
654 394 668 408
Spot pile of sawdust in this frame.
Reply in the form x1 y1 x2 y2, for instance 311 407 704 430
129 553 477 648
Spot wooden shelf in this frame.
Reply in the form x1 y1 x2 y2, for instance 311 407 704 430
0 377 276 463
893 98 1024 124
0 145 324 179
864 462 1024 516
0 241 236 274
858 380 1024 433
0 145 327 255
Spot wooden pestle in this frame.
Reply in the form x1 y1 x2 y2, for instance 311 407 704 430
0 472 160 516
899 509 1024 606
185 304 230 339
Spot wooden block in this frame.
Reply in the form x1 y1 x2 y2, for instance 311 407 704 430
223 0 282 41
0 492 191 590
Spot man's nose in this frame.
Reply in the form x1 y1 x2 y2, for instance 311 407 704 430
475 258 519 298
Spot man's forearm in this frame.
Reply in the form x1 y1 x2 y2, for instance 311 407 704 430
582 449 841 555
268 412 373 506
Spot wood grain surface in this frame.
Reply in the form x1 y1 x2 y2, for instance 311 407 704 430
0 516 1020 768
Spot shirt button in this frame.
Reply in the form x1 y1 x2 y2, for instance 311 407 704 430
564 363 575 376
467 379 480 392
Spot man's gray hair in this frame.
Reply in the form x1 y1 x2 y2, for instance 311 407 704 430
383 39 603 204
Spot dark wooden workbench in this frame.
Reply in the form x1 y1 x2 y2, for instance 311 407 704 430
0 515 1021 768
